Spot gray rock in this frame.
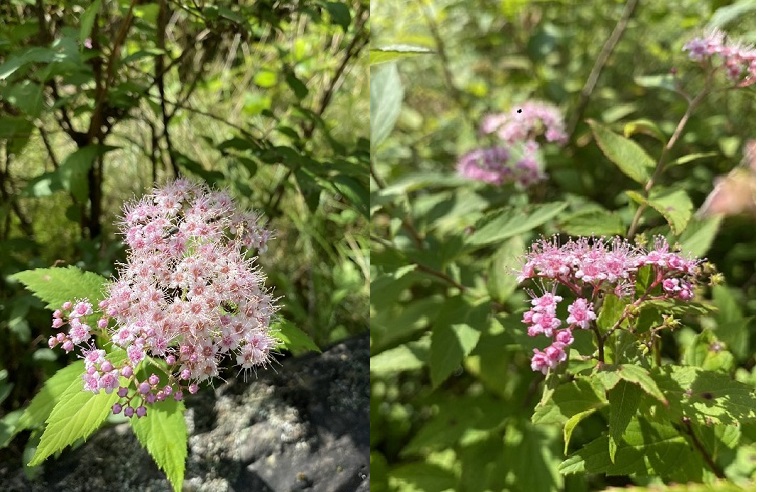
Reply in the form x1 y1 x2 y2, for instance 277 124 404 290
0 333 369 492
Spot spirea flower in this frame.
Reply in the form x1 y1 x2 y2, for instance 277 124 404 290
49 178 280 417
683 29 756 86
457 100 566 188
481 101 568 145
456 142 546 187
517 235 704 374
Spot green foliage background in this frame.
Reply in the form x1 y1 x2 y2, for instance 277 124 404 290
0 0 368 482
370 0 756 490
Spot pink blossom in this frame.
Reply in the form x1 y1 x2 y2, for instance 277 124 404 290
566 298 596 329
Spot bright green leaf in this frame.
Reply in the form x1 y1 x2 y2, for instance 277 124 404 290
130 399 187 492
588 120 655 184
11 266 108 310
29 371 119 466
370 45 435 65
646 187 694 235
273 318 321 354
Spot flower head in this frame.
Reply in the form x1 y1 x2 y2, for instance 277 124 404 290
50 178 281 416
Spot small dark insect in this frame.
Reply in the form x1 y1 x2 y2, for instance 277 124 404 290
162 226 180 239
517 108 522 113
701 392 714 400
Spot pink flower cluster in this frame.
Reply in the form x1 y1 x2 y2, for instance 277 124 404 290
457 100 566 187
683 29 756 86
525 291 594 375
456 142 544 187
48 178 279 418
518 236 701 374
481 101 568 145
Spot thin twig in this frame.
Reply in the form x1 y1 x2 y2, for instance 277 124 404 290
681 419 726 478
567 0 640 138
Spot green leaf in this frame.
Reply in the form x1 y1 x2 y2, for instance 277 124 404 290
29 369 119 465
389 462 457 491
504 423 561 492
682 330 734 372
370 62 404 149
652 366 755 425
467 202 567 248
616 364 667 404
646 187 694 235
0 46 56 80
607 380 642 462
559 419 703 481
596 294 625 334
634 74 678 92
10 266 108 310
564 409 598 455
2 81 44 117
130 399 187 492
370 338 430 375
284 70 309 100
402 394 505 456
273 318 321 354
253 70 277 88
325 2 351 31
559 210 626 236
532 378 606 425
707 0 755 30
486 235 525 304
623 119 666 142
79 0 102 46
16 362 86 432
676 216 722 256
588 120 655 184
430 297 487 388
370 45 435 65
57 145 117 202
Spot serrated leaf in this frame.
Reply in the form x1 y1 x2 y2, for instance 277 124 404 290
130 398 187 492
588 120 655 184
273 319 320 354
16 362 86 432
532 378 606 425
616 364 667 404
652 366 755 425
646 187 693 235
29 371 119 466
608 380 642 462
11 266 108 310
370 62 404 149
467 202 567 248
370 45 435 65
559 419 703 480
